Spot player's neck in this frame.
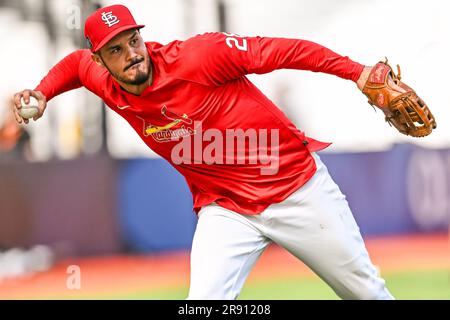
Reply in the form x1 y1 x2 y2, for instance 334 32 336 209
118 61 154 96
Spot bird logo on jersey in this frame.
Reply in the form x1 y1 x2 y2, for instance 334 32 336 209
141 105 195 142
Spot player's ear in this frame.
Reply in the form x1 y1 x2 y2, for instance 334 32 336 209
91 54 104 68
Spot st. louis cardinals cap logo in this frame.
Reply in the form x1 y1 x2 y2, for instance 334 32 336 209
101 11 120 27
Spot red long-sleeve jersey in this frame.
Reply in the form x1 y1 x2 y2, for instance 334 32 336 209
35 32 364 214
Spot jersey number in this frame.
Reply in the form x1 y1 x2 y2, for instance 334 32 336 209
223 32 248 52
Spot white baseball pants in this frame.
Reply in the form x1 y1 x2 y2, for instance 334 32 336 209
187 153 394 300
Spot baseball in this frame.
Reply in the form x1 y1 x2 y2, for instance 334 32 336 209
20 97 39 119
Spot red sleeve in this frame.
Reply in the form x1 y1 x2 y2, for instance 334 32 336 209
34 49 105 101
176 32 364 86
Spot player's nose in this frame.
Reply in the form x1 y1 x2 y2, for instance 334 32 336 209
124 45 139 62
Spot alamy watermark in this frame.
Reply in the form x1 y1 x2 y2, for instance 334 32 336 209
169 122 280 175
66 5 81 30
66 265 81 290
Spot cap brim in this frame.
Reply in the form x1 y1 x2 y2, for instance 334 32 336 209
93 24 145 52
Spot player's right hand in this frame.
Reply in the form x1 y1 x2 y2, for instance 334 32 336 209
12 89 47 124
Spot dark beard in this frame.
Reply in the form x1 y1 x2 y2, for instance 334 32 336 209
116 70 150 85
100 54 150 86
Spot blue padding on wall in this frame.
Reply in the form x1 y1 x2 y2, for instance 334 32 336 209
319 144 417 235
320 143 450 235
117 158 197 252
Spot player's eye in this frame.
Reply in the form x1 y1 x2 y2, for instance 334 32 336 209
110 47 121 54
130 38 138 46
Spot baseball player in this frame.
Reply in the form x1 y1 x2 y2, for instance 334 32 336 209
13 4 435 299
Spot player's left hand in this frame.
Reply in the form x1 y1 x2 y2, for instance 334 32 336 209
360 59 436 137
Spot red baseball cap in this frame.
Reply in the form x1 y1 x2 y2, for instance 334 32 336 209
84 4 145 52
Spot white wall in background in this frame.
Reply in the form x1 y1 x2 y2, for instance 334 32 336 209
225 0 450 151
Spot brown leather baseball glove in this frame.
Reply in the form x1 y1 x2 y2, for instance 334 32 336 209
362 58 436 137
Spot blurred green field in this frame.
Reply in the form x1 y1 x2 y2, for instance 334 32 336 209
112 268 450 300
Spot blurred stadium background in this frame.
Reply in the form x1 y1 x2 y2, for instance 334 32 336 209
0 0 449 299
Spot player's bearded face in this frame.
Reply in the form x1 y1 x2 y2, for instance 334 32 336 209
97 30 150 86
